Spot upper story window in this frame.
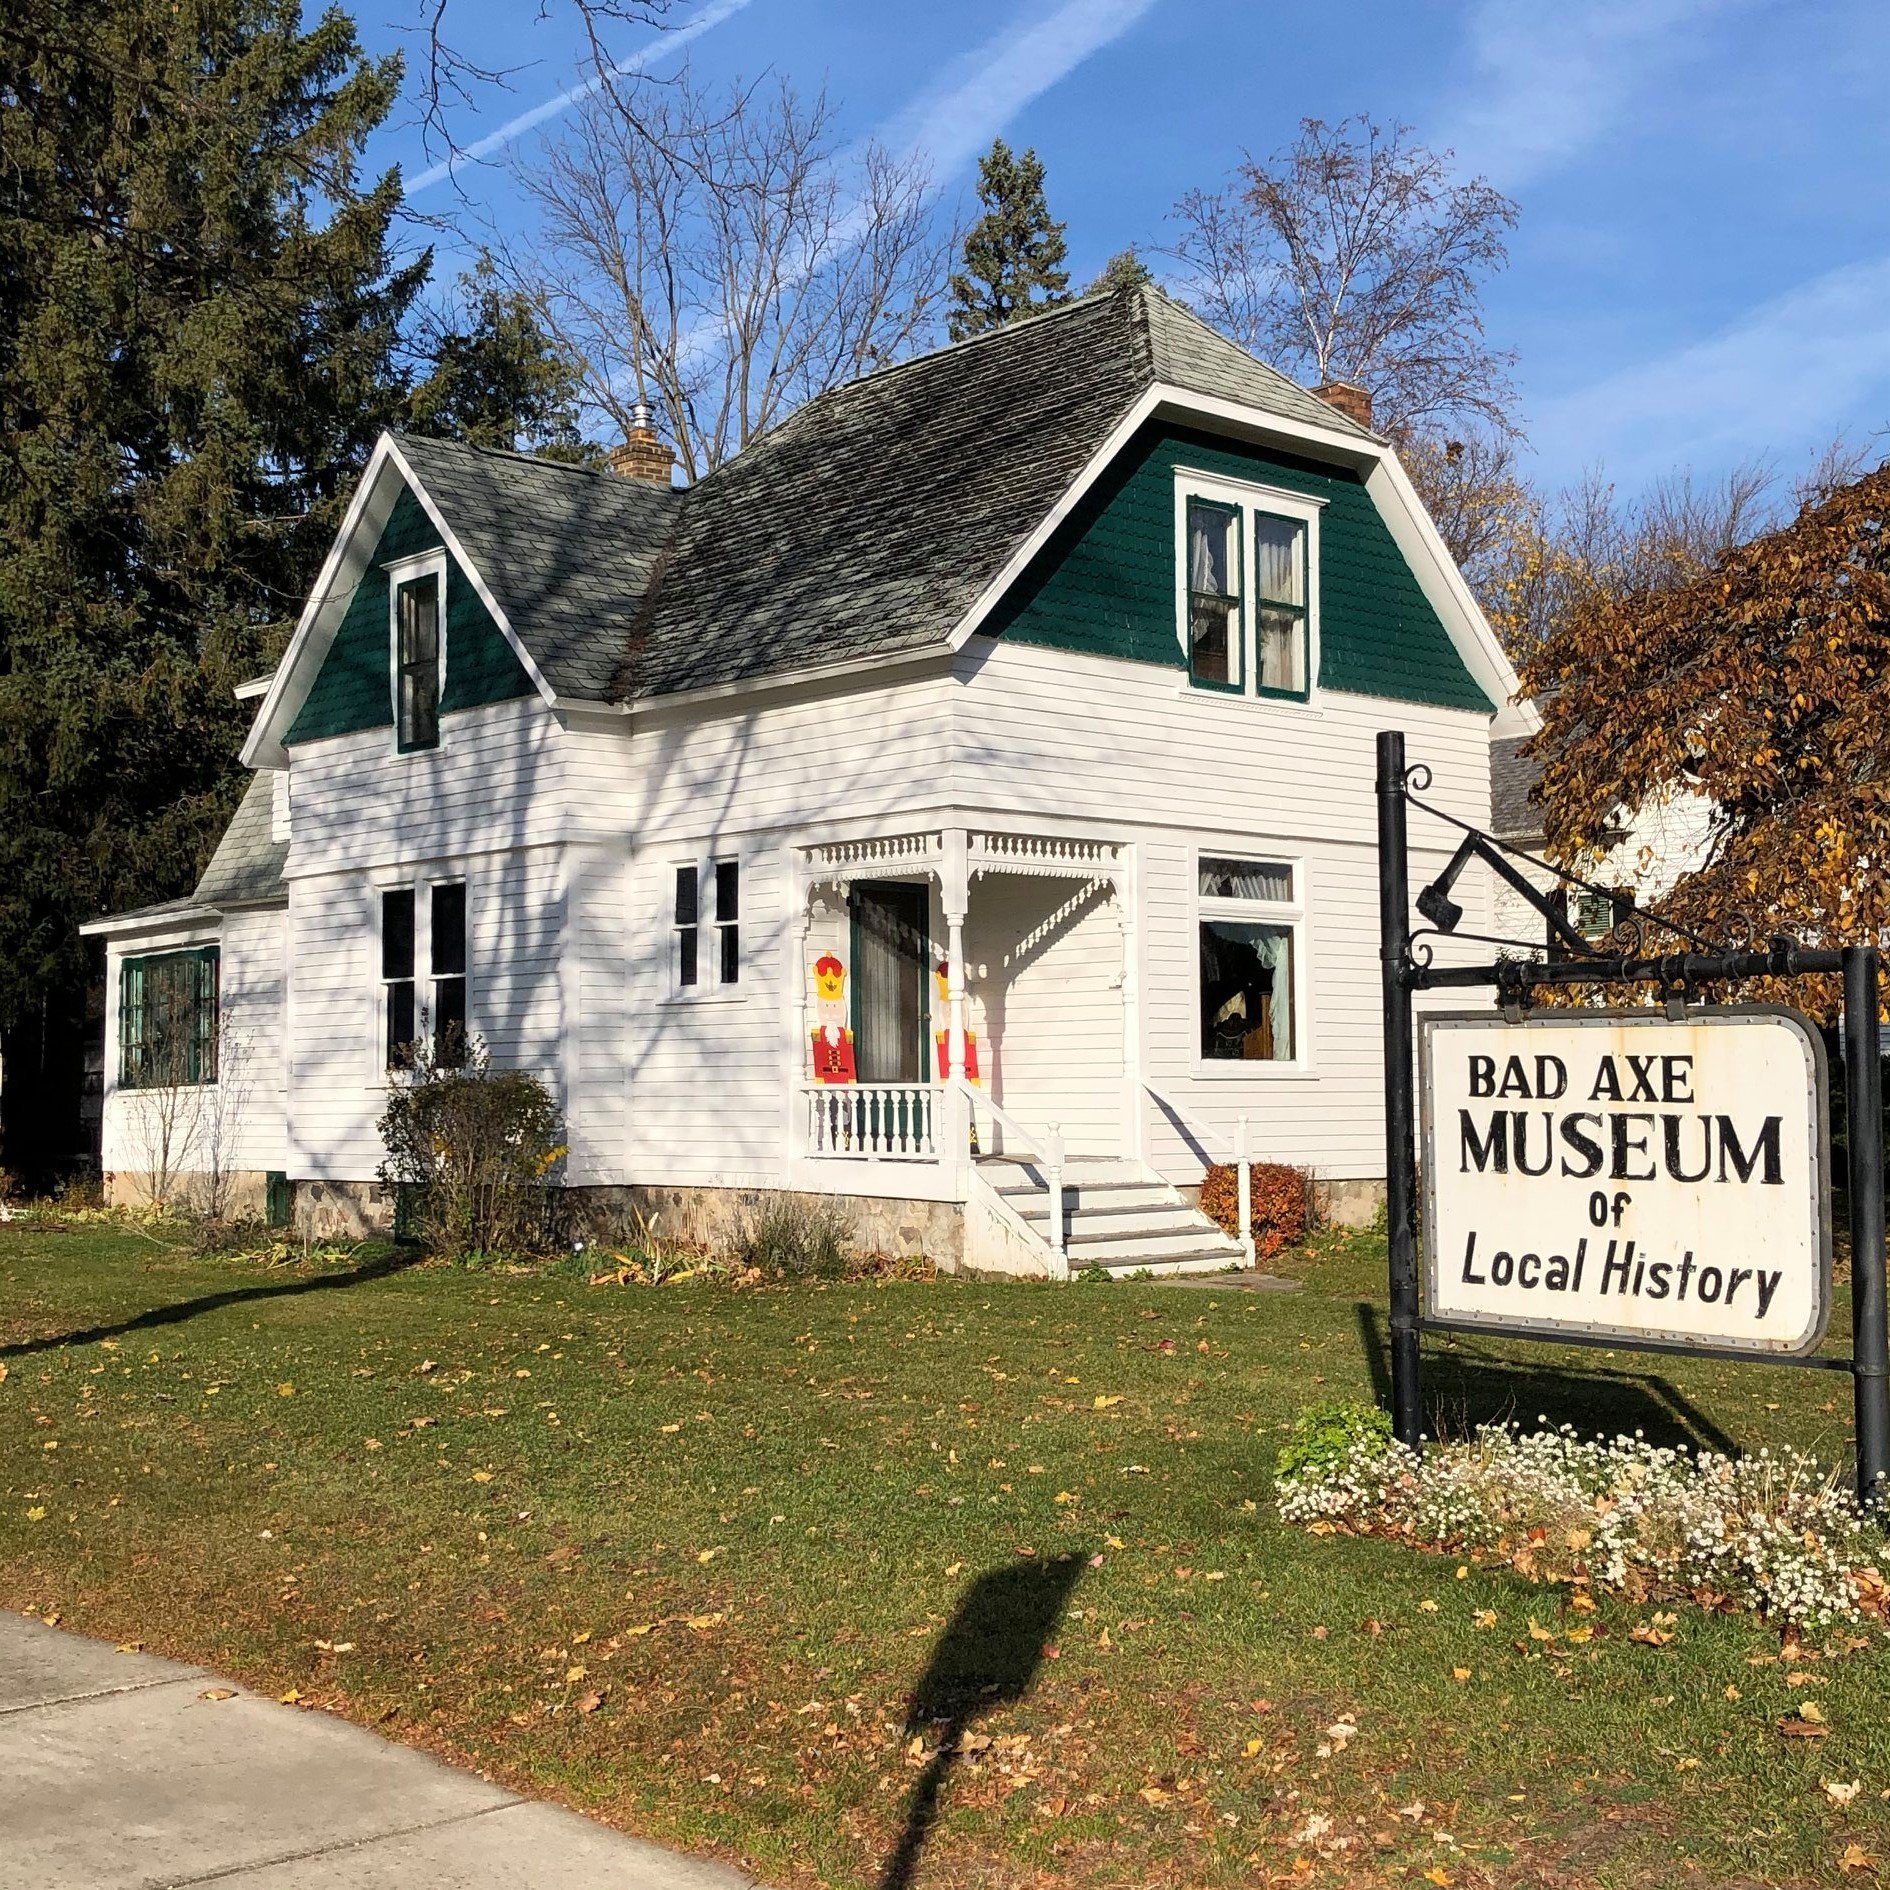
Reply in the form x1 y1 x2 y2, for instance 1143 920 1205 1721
673 858 740 994
120 947 219 1089
1177 475 1319 704
388 551 446 753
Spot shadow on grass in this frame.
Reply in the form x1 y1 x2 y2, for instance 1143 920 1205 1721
879 1552 1087 1890
0 1247 424 1361
1353 1302 1739 1454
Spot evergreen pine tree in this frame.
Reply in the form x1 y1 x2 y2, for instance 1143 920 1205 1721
947 139 1070 342
0 0 431 1179
409 260 593 460
1087 248 1154 296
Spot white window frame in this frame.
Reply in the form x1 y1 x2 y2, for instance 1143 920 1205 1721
372 870 473 1081
385 548 448 756
1190 848 1312 1077
1172 471 1323 706
667 854 744 1002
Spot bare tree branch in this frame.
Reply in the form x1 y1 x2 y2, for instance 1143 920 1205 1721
497 68 952 480
1169 116 1519 439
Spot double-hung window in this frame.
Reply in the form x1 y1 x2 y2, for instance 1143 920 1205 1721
120 947 219 1089
673 858 740 993
382 880 469 1070
1178 477 1318 703
1197 856 1302 1065
382 888 417 1068
1186 499 1242 690
431 882 467 1064
389 553 445 753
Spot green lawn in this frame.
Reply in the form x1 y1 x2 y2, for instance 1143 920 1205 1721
1 1220 1885 1889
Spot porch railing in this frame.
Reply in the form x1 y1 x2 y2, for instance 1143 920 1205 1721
954 1077 1068 1279
803 1083 940 1159
1140 1079 1256 1269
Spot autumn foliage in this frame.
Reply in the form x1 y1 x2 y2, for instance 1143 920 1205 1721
1523 464 1890 1019
1200 1161 1310 1259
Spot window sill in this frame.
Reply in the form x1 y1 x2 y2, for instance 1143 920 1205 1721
1176 682 1325 717
1188 1060 1321 1081
662 987 748 1006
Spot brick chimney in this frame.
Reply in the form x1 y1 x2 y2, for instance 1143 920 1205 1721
607 401 675 486
1313 380 1373 430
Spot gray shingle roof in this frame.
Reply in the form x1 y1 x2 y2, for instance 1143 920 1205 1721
1491 734 1543 839
192 772 287 906
376 288 1374 706
615 287 1375 699
390 433 680 701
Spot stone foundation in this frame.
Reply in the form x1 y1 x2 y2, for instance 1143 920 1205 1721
565 1185 963 1267
105 1168 274 1220
1313 1177 1385 1229
293 1179 399 1241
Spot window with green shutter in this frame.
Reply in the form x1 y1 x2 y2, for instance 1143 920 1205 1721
120 947 220 1088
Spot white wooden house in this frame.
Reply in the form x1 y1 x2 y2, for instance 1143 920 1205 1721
86 286 1526 1276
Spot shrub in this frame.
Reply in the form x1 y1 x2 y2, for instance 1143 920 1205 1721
735 1195 856 1279
1274 1416 1890 1628
377 1039 567 1263
1275 1398 1395 1485
1200 1160 1310 1258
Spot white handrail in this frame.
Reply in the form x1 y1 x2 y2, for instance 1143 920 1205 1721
1140 1079 1255 1270
950 1077 1067 1277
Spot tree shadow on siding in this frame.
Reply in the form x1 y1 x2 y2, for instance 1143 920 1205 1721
1351 1301 1739 1454
0 1246 421 1360
879 1552 1087 1890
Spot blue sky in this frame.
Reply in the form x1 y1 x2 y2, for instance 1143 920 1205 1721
360 0 1890 499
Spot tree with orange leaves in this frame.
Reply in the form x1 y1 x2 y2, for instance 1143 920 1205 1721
1523 464 1890 1017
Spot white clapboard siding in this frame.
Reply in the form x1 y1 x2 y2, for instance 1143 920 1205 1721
285 842 565 1182
622 839 787 1186
98 906 288 1189
964 874 1124 1155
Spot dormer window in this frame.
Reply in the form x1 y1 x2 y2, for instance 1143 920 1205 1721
1176 475 1319 703
387 550 446 753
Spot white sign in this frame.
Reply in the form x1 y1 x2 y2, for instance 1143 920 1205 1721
1420 1009 1830 1355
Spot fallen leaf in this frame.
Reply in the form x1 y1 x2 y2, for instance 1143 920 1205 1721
1630 1622 1674 1647
685 1613 725 1631
1418 1598 1439 1613
1092 1395 1122 1409
1452 1667 1471 1682
1840 1843 1875 1873
1779 1716 1830 1740
199 1688 236 1702
1801 1701 1828 1724
1473 1609 1497 1629
576 1690 604 1714
470 1470 493 1483
1424 1869 1453 1887
276 1383 294 1398
115 1641 144 1654
278 1688 303 1704
1825 1779 1862 1806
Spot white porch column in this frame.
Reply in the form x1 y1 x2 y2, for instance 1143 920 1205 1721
940 828 970 1080
940 828 971 1188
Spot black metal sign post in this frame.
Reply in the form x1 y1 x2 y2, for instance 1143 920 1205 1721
1375 729 1890 1506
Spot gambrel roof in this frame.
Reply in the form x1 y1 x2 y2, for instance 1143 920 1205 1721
246 283 1524 768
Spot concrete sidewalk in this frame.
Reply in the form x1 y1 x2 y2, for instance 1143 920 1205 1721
0 1613 764 1888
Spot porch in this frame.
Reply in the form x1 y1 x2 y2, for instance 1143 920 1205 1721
785 823 1253 1278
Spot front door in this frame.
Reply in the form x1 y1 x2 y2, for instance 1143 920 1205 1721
850 882 929 1082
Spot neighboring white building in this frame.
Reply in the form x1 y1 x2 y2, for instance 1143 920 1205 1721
1489 734 1715 951
84 287 1527 1276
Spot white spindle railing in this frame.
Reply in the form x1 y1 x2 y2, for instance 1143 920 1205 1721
804 1084 940 1159
1140 1079 1255 1269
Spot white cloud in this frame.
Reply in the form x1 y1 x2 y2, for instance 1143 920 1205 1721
1529 254 1890 485
1438 0 1762 186
874 0 1160 180
405 0 756 197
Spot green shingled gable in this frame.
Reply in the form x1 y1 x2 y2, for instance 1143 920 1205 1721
985 423 1495 713
287 484 535 745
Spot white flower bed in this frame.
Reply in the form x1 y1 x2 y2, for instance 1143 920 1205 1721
1276 1415 1889 1628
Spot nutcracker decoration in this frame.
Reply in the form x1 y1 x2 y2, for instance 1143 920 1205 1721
809 950 856 1083
932 959 980 1081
